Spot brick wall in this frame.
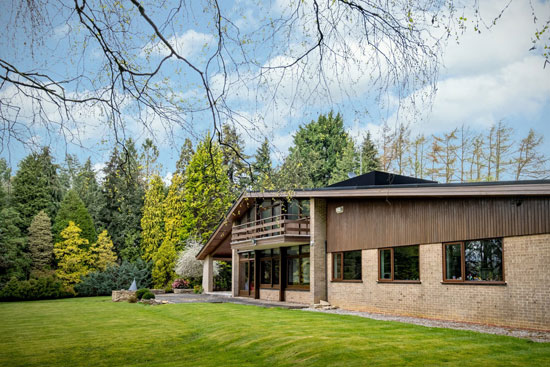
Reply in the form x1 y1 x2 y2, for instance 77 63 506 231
327 234 550 330
259 288 279 301
285 290 312 304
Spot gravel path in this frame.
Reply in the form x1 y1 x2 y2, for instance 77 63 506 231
303 308 550 343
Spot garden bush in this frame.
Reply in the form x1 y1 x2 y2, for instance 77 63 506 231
0 276 74 301
193 285 203 294
141 291 155 300
75 259 152 296
136 288 149 300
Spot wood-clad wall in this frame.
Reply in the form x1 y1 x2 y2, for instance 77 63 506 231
326 197 550 252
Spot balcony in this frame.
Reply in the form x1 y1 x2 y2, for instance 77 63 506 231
231 214 310 245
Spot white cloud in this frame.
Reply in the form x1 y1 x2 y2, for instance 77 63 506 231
141 30 215 59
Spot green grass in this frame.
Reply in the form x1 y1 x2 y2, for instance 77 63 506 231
0 297 549 366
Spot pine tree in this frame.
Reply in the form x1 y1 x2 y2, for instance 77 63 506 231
28 210 53 272
73 158 103 230
283 111 350 188
140 138 160 179
53 190 97 245
220 124 249 194
329 138 359 184
359 132 380 174
0 207 30 285
252 138 275 191
152 237 177 288
181 134 232 243
514 129 549 179
54 221 91 287
141 175 166 262
12 147 62 232
175 138 194 175
90 230 117 272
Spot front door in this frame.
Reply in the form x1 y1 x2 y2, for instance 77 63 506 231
238 252 255 297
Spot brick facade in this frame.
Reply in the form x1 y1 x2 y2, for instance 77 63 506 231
327 234 550 330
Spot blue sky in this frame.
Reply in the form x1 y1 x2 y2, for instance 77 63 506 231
1 0 549 181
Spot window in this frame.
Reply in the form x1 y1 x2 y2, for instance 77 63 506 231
443 239 503 283
332 251 362 281
378 245 420 282
286 245 310 289
259 249 280 288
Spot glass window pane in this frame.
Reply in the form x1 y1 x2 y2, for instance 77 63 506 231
343 251 362 280
272 248 280 256
333 253 342 279
250 261 255 290
394 246 419 281
287 246 299 256
300 200 310 216
260 260 272 284
301 245 310 254
259 250 269 258
301 258 310 285
273 259 280 285
287 258 300 285
445 244 462 280
239 261 249 291
380 249 391 279
248 251 255 259
288 200 300 218
465 239 503 281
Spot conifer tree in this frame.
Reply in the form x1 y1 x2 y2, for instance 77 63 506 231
359 132 380 174
329 138 359 184
73 158 103 230
175 138 194 175
252 138 275 191
12 147 62 232
90 230 117 272
220 124 249 194
28 210 53 272
54 221 91 287
0 207 29 285
181 134 232 243
152 237 177 288
141 175 166 262
53 190 97 245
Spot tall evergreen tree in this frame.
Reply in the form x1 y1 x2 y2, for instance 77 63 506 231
54 221 91 287
220 124 249 194
175 138 194 175
100 140 145 261
12 147 62 232
141 175 166 262
140 138 160 179
252 138 275 191
359 132 380 174
0 207 29 285
73 158 103 230
283 111 350 188
53 190 97 245
90 230 117 272
181 134 232 243
28 210 53 272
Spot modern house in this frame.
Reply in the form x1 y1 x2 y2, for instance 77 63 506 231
197 171 550 330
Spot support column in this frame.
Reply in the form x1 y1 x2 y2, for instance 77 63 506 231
231 248 239 297
202 254 214 293
310 198 327 304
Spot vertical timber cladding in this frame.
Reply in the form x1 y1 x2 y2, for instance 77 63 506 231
326 196 550 252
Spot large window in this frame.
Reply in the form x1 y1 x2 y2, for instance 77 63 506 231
332 251 362 281
443 238 503 283
379 245 420 282
259 248 280 288
287 245 310 289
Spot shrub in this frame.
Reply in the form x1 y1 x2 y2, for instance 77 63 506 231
171 278 190 289
141 291 155 300
135 288 149 300
164 286 173 293
75 259 152 297
174 239 219 279
127 295 138 303
0 276 74 301
193 285 203 294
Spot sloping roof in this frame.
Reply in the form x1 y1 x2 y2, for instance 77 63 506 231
328 170 436 187
196 171 550 260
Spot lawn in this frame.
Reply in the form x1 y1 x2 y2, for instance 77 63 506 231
0 297 549 366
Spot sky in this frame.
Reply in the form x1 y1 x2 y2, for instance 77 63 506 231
0 0 549 181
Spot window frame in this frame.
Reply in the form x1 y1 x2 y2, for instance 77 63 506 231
442 238 505 285
286 245 310 290
259 249 280 289
331 251 362 282
377 245 421 283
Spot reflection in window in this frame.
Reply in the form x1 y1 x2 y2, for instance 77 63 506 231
444 239 503 282
286 245 310 288
379 246 419 282
333 251 362 281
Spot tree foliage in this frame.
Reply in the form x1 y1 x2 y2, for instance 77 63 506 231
252 138 275 191
90 230 117 272
54 221 91 287
53 190 97 245
0 207 29 285
28 210 53 272
73 158 103 230
175 239 219 279
141 174 166 262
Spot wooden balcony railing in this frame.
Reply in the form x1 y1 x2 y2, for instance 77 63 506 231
231 214 310 243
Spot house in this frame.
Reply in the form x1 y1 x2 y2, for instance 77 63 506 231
196 171 550 330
